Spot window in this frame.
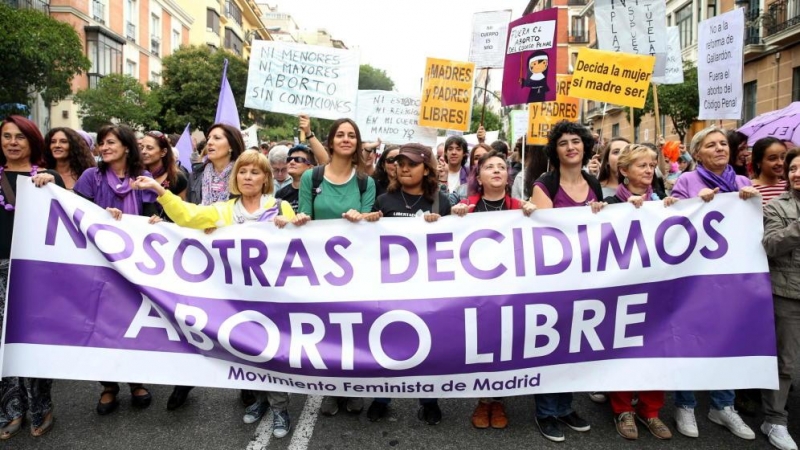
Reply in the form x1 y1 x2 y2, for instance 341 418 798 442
225 1 243 27
743 81 757 123
207 8 220 34
224 28 243 56
85 26 124 88
126 59 137 77
172 30 180 53
125 0 136 41
676 4 693 49
151 14 161 56
570 17 586 42
793 67 800 102
612 123 620 137
92 0 105 25
150 71 161 84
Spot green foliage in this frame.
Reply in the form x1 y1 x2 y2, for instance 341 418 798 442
0 4 91 110
74 74 160 131
640 62 699 142
359 65 395 91
470 104 503 134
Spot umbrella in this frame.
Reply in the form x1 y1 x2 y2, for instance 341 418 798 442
738 102 800 146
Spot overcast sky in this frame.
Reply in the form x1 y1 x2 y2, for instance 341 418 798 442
274 0 529 95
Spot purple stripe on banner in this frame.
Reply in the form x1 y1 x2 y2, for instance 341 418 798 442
6 260 776 377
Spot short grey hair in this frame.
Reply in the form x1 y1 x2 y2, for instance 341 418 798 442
268 145 289 165
690 125 727 157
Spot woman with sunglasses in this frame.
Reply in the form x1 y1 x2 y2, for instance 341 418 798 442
276 144 316 213
372 145 400 197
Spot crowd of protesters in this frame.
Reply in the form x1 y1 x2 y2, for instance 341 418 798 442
0 113 797 450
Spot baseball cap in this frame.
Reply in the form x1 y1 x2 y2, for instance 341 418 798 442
397 143 433 164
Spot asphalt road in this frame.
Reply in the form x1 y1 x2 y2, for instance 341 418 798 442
4 381 797 449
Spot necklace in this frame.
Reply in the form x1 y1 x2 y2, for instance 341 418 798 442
0 165 39 211
400 190 423 210
481 197 504 212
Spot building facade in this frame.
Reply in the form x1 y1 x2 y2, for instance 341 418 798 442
176 0 271 59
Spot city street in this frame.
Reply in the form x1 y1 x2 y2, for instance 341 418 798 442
5 380 797 449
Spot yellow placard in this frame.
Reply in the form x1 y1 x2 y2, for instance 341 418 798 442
527 75 580 145
569 49 656 109
419 58 475 132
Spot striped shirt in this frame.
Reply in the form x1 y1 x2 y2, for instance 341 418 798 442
754 180 787 206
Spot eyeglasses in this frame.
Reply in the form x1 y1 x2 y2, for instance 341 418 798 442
287 156 312 165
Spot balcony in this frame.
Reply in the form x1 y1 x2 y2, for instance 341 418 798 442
569 31 589 43
764 0 800 45
3 0 50 14
743 8 767 59
92 0 105 25
126 22 136 42
224 0 243 27
151 36 160 56
568 0 588 5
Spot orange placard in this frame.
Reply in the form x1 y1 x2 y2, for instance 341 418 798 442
527 75 580 145
418 58 475 132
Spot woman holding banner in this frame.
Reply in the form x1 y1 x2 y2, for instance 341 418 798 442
529 120 600 442
669 125 759 440
760 147 800 450
451 150 536 430
140 131 188 209
449 143 492 205
43 127 96 191
297 118 375 417
0 116 64 440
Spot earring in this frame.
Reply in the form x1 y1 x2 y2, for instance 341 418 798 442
623 176 629 185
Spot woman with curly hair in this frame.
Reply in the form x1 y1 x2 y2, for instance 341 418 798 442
43 127 96 190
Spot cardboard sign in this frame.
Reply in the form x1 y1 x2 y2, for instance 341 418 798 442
356 91 437 146
528 75 580 145
244 41 360 120
698 8 744 120
501 9 558 106
469 10 512 69
510 110 530 147
419 58 475 132
570 48 656 109
653 26 684 85
595 0 668 77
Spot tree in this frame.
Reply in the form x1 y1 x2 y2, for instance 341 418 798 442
0 4 91 113
640 62 699 143
470 105 503 134
74 74 161 131
359 65 395 91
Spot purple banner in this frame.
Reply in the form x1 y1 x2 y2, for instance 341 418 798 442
502 9 559 107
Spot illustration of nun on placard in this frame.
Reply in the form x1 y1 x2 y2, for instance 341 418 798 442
520 50 550 103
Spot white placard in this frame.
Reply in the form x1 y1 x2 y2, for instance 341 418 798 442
356 91 437 146
244 40 360 120
595 0 668 77
506 21 557 54
653 26 684 85
510 110 530 146
698 8 744 120
469 10 512 69
241 124 259 149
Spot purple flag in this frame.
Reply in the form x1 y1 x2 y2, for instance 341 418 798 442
175 123 193 170
215 59 241 129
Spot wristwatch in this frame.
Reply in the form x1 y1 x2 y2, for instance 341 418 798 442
306 132 315 140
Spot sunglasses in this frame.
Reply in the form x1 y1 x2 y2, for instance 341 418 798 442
385 157 397 164
146 131 169 146
287 156 312 165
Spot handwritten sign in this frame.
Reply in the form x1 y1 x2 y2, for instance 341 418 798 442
356 91 437 146
244 40 360 120
502 9 558 106
528 75 580 145
469 10 512 69
419 58 475 132
595 0 668 77
570 48 655 109
698 8 744 120
653 26 684 85
241 124 259 149
510 110 530 148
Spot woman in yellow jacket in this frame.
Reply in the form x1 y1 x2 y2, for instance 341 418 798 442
134 150 302 439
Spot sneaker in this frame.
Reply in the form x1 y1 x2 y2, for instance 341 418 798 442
537 416 565 442
588 392 608 403
319 396 339 416
557 411 590 432
615 412 638 440
471 402 490 429
418 402 442 425
367 401 388 422
345 397 363 414
637 415 672 440
489 401 508 429
271 408 291 439
674 406 699 438
243 401 268 424
761 422 799 450
708 406 755 440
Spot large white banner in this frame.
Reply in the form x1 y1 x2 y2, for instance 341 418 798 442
244 41 360 120
653 26 684 85
3 183 777 396
594 0 668 77
469 10 513 69
698 8 744 120
356 91 437 146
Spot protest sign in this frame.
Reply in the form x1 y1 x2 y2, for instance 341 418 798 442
241 124 259 149
469 10 512 69
698 8 744 120
419 58 475 132
502 9 558 107
595 0 667 77
653 26 684 85
3 183 777 396
244 40 360 120
510 110 529 147
570 48 655 109
356 91 437 146
528 75 580 145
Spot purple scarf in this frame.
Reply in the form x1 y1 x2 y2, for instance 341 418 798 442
105 169 139 215
696 164 739 193
616 182 654 203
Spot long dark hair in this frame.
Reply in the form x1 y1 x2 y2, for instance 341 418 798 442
726 130 749 176
784 147 800 191
43 127 96 178
372 144 399 189
597 136 631 183
544 120 594 172
752 137 786 178
205 123 245 165
387 150 439 202
97 124 146 177
326 118 368 176
523 145 549 199
1 115 44 167
143 131 178 187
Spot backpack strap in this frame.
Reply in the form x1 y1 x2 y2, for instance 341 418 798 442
582 171 603 202
310 165 325 220
432 191 440 215
356 173 367 195
535 171 559 200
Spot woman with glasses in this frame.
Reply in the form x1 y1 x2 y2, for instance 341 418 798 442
372 145 400 197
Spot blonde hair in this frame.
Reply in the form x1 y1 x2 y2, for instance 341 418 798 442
617 144 657 181
229 150 274 196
